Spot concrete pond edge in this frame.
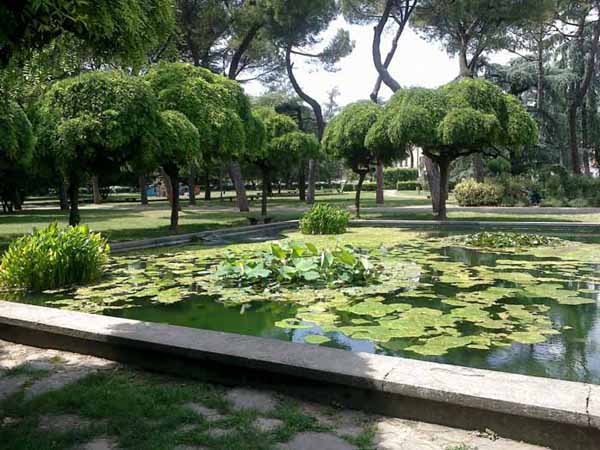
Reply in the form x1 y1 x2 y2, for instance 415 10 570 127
0 301 598 449
109 219 600 254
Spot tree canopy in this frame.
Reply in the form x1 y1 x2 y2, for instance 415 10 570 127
377 78 538 218
37 71 160 225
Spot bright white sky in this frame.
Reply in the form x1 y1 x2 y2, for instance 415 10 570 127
245 17 513 107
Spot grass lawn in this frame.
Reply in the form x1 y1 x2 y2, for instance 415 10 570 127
1 191 599 249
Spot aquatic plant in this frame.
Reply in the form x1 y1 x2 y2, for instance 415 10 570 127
300 203 350 235
215 240 380 288
454 232 560 249
0 223 109 292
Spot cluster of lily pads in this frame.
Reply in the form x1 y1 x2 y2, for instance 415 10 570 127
15 229 600 358
215 241 380 289
453 231 560 249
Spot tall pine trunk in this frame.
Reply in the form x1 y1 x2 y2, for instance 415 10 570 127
138 175 148 205
188 167 196 205
58 181 69 211
424 157 440 214
261 168 269 217
165 166 180 230
91 175 102 204
472 154 485 182
160 167 174 205
204 169 212 200
435 160 450 221
68 177 80 226
306 160 317 204
376 159 384 205
298 162 306 201
355 171 367 218
228 162 249 212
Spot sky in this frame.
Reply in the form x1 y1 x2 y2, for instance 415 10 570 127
245 17 513 107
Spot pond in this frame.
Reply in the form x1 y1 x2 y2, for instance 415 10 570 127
7 228 600 384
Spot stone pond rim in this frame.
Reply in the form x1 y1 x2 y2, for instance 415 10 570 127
109 219 600 253
0 301 598 450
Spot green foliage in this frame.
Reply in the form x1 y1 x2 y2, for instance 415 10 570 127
396 181 422 191
300 204 350 235
383 167 418 188
37 70 160 177
455 232 559 249
0 98 34 209
146 62 252 163
454 178 504 206
0 223 109 292
0 0 175 67
215 240 380 289
156 110 200 170
323 101 382 171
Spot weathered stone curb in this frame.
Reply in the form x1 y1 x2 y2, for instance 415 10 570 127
349 219 600 232
110 221 299 253
110 219 600 254
0 301 598 449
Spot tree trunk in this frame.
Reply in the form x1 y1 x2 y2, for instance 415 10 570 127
91 175 102 204
536 27 545 116
355 171 367 219
68 177 80 226
204 169 212 200
435 159 450 221
228 161 249 212
298 162 306 201
14 190 22 210
165 167 180 230
307 159 317 204
58 181 69 210
138 175 148 205
424 156 440 214
188 166 196 205
409 150 415 168
376 158 384 205
372 2 402 93
472 154 485 182
285 45 323 205
568 105 581 174
261 168 269 217
160 167 174 205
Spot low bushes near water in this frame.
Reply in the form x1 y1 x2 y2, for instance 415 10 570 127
454 232 560 249
215 240 380 289
453 179 504 206
300 203 350 235
0 223 109 292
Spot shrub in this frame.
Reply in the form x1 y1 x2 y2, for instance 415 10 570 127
540 197 567 207
383 168 418 188
0 223 110 292
361 182 377 191
396 181 422 191
300 203 350 235
453 178 504 206
455 232 559 249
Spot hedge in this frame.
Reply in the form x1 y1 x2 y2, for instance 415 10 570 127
384 168 418 188
396 181 422 191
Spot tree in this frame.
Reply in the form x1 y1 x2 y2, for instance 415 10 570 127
0 0 175 67
37 71 160 226
155 111 200 230
377 79 538 220
146 62 254 208
253 107 298 216
323 101 397 218
0 98 34 212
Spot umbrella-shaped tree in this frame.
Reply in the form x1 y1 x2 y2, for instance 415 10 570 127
323 101 401 218
0 98 34 212
377 78 538 220
146 63 254 209
36 71 160 226
155 110 200 230
253 107 297 216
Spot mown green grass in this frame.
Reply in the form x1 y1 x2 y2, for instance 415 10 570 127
2 191 599 249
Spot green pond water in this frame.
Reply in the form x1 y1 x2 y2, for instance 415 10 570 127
8 228 600 384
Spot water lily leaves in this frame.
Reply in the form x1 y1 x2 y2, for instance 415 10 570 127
304 335 331 345
406 335 476 356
